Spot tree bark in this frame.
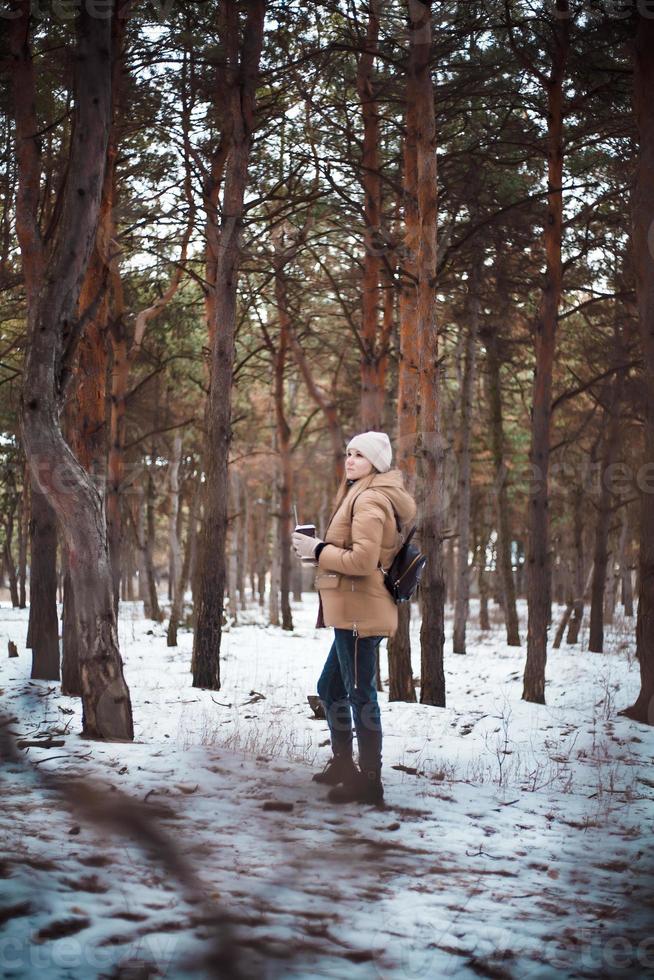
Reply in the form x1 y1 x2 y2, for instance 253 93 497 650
620 507 634 617
483 322 521 646
452 260 480 654
17 467 28 608
387 603 415 701
623 13 654 723
268 463 281 627
356 0 389 429
565 488 585 644
167 433 183 607
589 375 623 652
271 230 296 632
145 458 162 622
394 0 421 710
168 478 200 646
12 3 133 738
3 512 19 608
193 0 265 689
522 3 569 704
26 488 60 680
405 0 445 707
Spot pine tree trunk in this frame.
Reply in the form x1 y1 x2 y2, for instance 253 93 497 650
620 508 634 617
553 602 573 649
145 461 162 622
387 602 416 702
604 533 618 627
192 0 265 689
238 474 249 609
167 433 183 608
391 62 420 704
27 489 60 681
227 470 239 624
12 5 133 738
4 515 19 608
523 6 569 704
357 0 386 430
268 467 281 627
168 479 200 646
17 470 28 608
62 565 82 696
452 260 480 654
272 237 295 632
629 188 654 714
589 376 623 652
406 0 445 707
484 324 520 645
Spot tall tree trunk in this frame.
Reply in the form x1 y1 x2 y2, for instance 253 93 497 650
238 473 249 609
387 603 415 701
268 465 281 627
17 468 28 608
604 529 619 626
62 158 113 686
386 97 419 703
566 488 585 644
4 514 19 608
167 433 183 608
11 3 133 738
193 0 266 689
227 470 239 623
61 564 81 695
145 459 162 622
484 322 521 646
522 4 569 704
406 0 445 707
357 0 386 429
132 485 152 619
589 376 623 652
168 479 200 646
452 260 480 654
27 488 59 680
624 16 654 723
620 507 634 617
271 231 295 632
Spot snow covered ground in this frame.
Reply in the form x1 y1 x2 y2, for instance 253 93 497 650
1 595 653 979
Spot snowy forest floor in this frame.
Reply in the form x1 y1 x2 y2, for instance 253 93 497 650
1 596 653 980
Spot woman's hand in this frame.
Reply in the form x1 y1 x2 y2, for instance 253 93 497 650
292 530 324 561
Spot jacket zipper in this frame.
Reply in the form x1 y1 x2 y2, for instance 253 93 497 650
394 553 423 589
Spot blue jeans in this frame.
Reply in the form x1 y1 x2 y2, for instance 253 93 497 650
317 628 383 773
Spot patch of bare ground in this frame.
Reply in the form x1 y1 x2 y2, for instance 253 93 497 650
467 959 514 979
111 910 149 922
343 948 376 963
78 853 113 868
34 916 91 942
59 873 109 893
98 959 163 979
0 901 32 926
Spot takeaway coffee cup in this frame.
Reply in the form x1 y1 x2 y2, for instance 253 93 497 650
295 524 316 563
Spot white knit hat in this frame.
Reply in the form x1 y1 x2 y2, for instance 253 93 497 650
346 431 392 473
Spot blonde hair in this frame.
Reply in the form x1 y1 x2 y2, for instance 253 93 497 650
329 465 380 517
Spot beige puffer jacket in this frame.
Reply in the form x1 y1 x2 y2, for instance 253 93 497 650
315 469 417 638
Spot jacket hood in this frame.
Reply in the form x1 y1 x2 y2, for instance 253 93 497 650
346 468 416 527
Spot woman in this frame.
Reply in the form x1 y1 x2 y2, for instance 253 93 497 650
291 431 417 805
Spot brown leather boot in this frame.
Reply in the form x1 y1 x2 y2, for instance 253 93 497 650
312 755 358 785
327 768 384 805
